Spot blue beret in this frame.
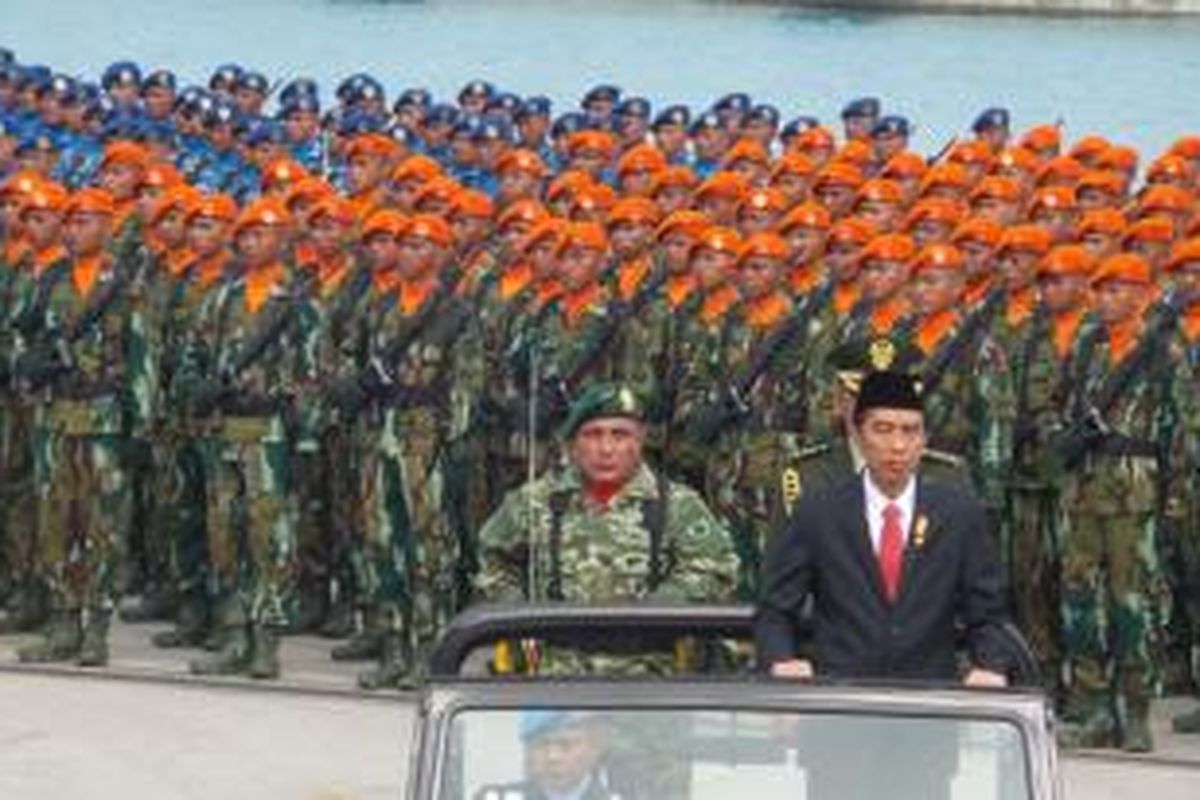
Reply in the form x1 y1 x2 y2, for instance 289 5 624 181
780 116 821 141
426 103 460 126
337 110 386 136
616 97 652 120
279 77 319 107
746 104 780 127
242 118 285 146
0 48 13 65
452 113 484 138
394 88 432 111
473 113 513 142
582 84 621 106
871 115 910 138
142 69 176 93
236 71 268 96
713 92 752 114
516 96 552 120
209 63 243 90
488 92 522 117
841 97 881 120
16 131 57 154
46 74 78 102
458 80 495 102
551 112 587 139
102 61 141 90
688 111 722 134
388 122 419 148
972 107 1010 133
205 99 240 128
141 119 176 145
18 64 52 91
280 94 320 117
653 105 691 129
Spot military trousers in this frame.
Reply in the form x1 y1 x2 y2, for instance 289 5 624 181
35 427 128 613
152 425 208 600
1 398 39 596
358 407 458 652
1061 463 1169 705
201 418 297 629
1007 485 1064 680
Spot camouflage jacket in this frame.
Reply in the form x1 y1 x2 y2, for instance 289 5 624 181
474 462 738 603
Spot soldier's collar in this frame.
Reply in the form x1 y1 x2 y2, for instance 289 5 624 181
556 463 659 501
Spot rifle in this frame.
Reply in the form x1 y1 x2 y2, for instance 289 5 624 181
685 299 812 443
1056 302 1179 471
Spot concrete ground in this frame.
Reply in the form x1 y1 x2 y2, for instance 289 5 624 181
1 614 1198 799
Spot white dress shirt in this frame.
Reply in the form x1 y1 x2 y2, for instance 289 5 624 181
863 469 915 555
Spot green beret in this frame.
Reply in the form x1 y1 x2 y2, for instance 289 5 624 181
560 382 644 438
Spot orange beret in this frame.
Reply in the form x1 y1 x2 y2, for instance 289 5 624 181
148 185 202 225
693 226 743 256
0 170 45 199
546 170 595 203
652 165 698 192
826 217 878 246
21 181 69 213
970 175 1023 203
572 183 616 214
1146 155 1196 185
741 187 789 214
1038 244 1095 278
903 197 967 229
451 188 495 219
233 197 292 233
771 152 816 179
834 140 873 168
497 198 550 229
412 176 463 208
1092 252 1152 286
776 202 832 233
390 154 444 184
617 144 668 176
655 209 711 241
556 220 608 253
186 193 238 223
951 217 1003 247
519 217 568 254
143 162 183 190
66 188 116 217
1166 237 1200 271
1076 208 1127 237
307 195 356 227
919 163 970 193
1068 135 1111 162
737 231 790 264
855 178 905 205
1139 184 1194 215
995 147 1040 175
100 140 150 169
1029 185 1077 212
813 162 864 190
997 224 1052 255
858 233 917 265
608 196 662 226
1169 136 1200 161
262 158 310 191
403 213 454 247
946 141 994 166
880 151 928 180
695 171 749 201
1121 215 1175 244
1019 124 1062 153
790 126 836 153
1036 155 1086 185
565 130 617 156
496 148 548 177
721 138 770 168
1076 171 1125 197
284 177 334 209
361 209 409 239
911 243 965 274
1095 145 1139 174
344 133 399 160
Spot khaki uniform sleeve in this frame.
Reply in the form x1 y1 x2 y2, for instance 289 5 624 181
655 482 739 602
472 482 537 603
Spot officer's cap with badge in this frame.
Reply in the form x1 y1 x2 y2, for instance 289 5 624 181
826 336 917 395
560 382 645 439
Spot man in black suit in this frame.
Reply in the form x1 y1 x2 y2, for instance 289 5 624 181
755 368 1013 685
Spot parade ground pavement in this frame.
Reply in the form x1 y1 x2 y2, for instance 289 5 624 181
1 614 1198 800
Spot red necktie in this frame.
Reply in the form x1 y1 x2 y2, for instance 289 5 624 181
880 503 904 603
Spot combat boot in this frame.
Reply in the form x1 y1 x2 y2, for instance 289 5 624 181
119 585 178 624
331 609 381 661
77 610 111 667
1118 697 1155 753
1056 708 1116 750
1172 706 1200 733
248 625 282 680
357 633 413 691
0 580 51 634
151 597 209 649
289 578 329 635
189 625 251 676
17 610 83 663
319 589 355 639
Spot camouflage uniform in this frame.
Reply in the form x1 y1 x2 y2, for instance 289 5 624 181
181 265 310 678
348 278 477 687
1056 309 1178 747
15 247 146 666
474 461 738 673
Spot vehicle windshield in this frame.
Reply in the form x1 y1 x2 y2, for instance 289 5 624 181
439 707 1031 800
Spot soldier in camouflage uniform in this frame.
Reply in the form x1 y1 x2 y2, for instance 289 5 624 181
1163 239 1200 734
181 197 308 679
1001 245 1096 694
145 190 233 649
337 213 478 689
1055 253 1179 752
474 383 737 673
699 232 810 598
16 187 146 666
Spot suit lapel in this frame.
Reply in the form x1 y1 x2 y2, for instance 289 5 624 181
840 479 889 605
896 477 939 605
